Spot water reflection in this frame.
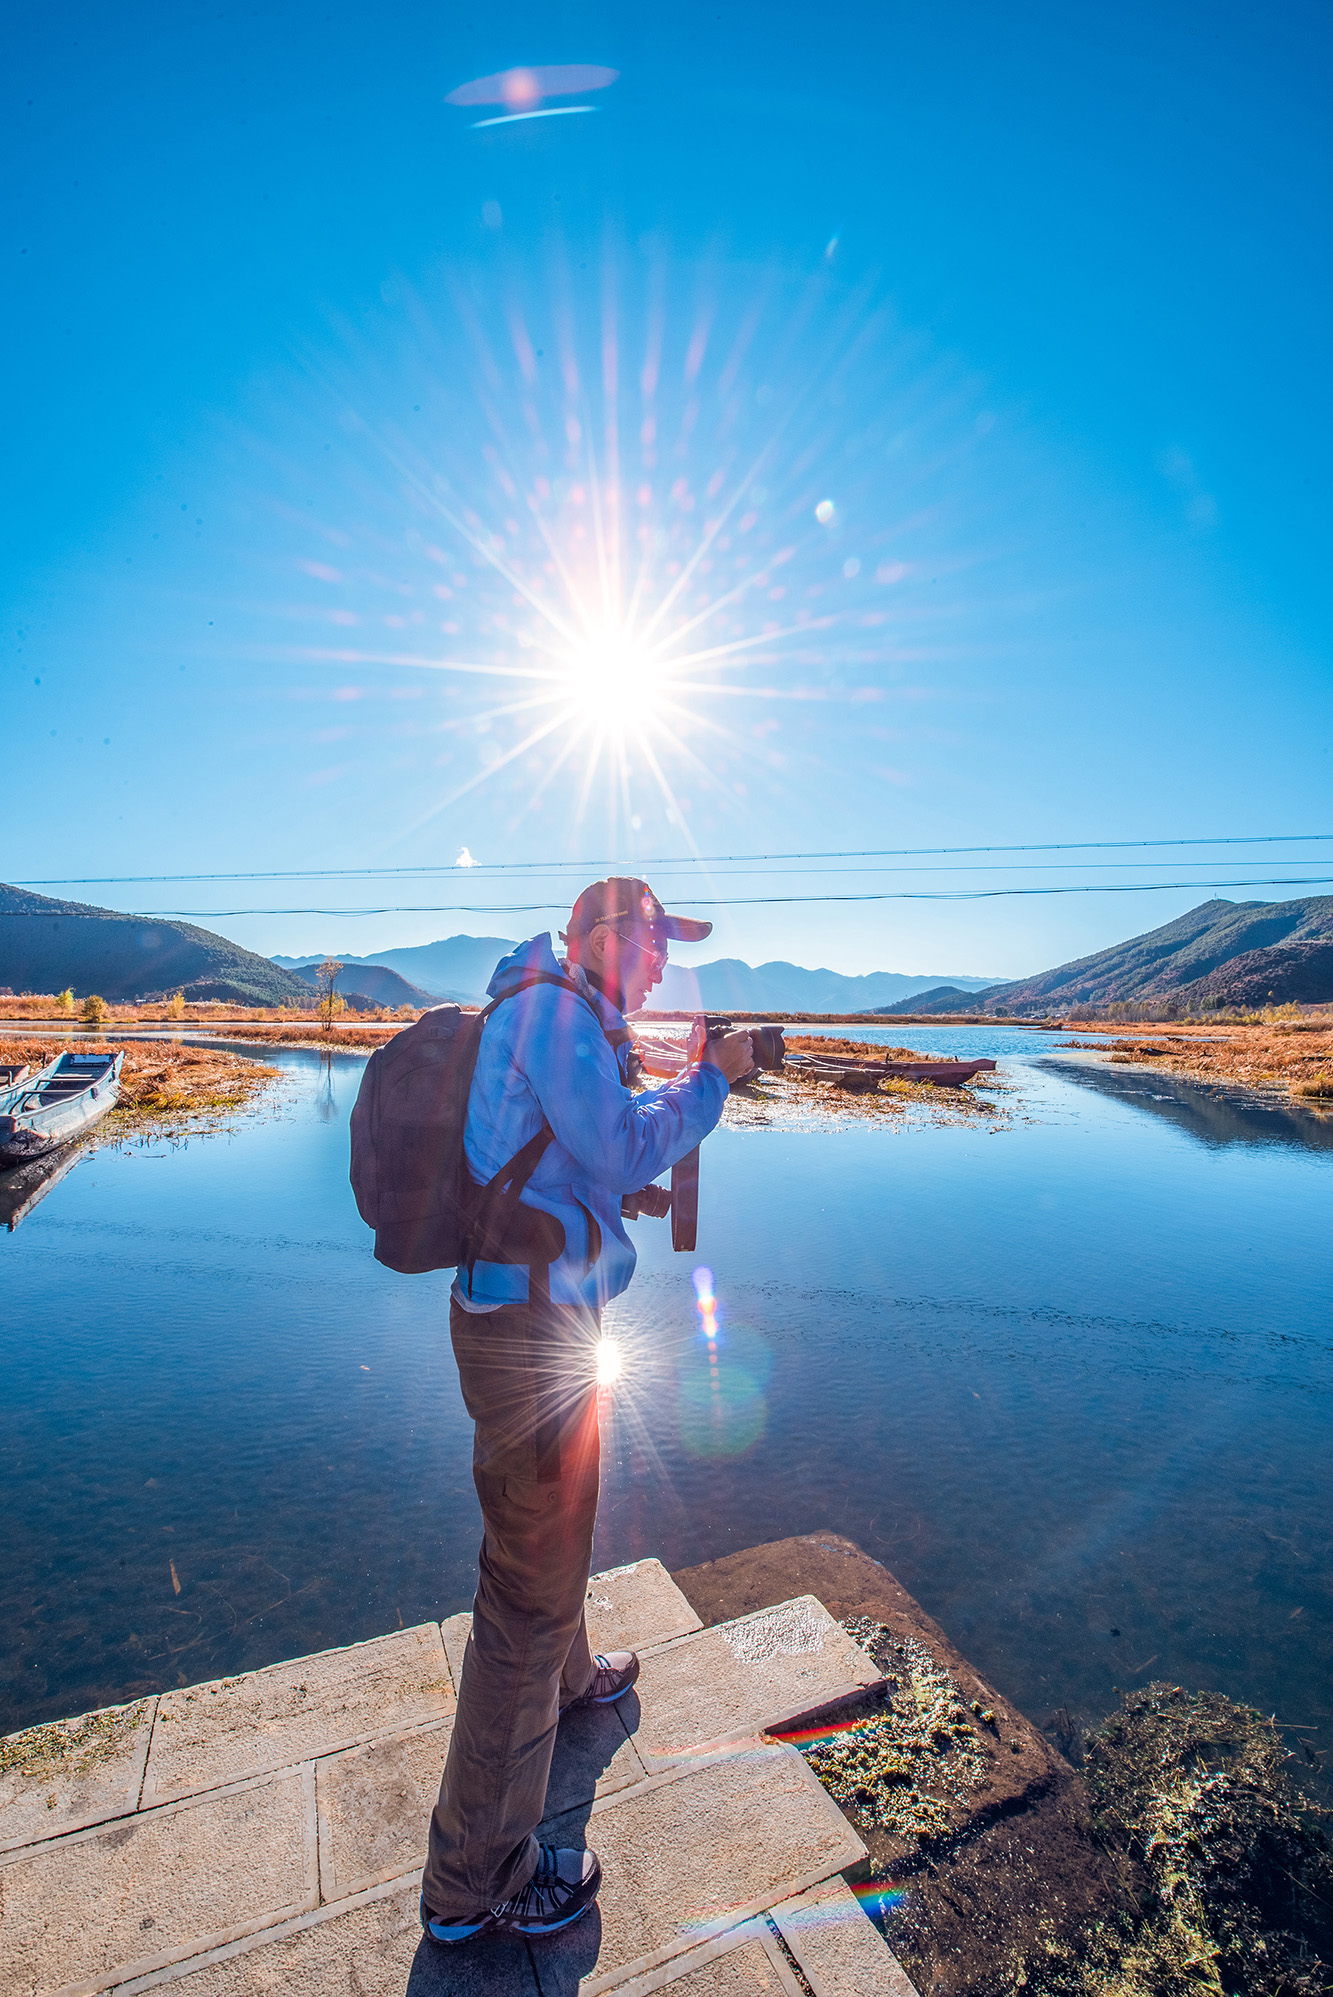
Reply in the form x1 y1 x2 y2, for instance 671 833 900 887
0 1041 1329 1816
1047 1055 1333 1153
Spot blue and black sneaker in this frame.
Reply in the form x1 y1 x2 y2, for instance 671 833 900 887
420 1845 602 1944
565 1650 640 1708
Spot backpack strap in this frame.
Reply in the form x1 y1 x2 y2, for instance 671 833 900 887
462 968 624 1292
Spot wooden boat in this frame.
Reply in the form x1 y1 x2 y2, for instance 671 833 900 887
0 1063 31 1093
787 1053 997 1090
0 1051 124 1167
634 1029 996 1092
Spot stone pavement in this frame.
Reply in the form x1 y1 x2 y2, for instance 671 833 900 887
1 1559 919 1997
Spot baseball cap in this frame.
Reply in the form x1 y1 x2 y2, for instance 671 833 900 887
561 876 713 946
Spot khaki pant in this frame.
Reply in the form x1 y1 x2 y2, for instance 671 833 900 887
423 1296 602 1918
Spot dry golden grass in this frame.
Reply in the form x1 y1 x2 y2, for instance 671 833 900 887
0 1037 280 1132
0 997 420 1028
1061 1019 1333 1103
784 1033 934 1062
209 1021 408 1050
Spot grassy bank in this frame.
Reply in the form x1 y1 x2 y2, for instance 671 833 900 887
0 1037 281 1136
1061 1019 1333 1104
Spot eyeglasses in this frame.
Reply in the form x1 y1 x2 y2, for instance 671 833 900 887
608 927 667 970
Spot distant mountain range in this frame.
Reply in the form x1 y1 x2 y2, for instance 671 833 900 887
0 884 312 1006
273 938 520 1004
10 884 1326 1022
273 941 999 1011
881 898 1333 1016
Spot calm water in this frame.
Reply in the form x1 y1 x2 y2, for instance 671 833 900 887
2 1033 1330 1797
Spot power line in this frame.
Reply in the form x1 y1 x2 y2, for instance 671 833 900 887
121 874 1333 917
13 832 1333 888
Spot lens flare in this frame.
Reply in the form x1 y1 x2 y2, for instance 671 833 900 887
596 1337 623 1386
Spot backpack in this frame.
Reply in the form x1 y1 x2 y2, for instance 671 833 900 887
348 972 621 1276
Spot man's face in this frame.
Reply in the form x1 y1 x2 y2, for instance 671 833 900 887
595 923 665 1013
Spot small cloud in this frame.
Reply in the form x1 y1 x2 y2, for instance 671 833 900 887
455 846 477 868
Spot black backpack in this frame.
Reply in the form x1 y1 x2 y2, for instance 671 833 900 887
348 972 622 1276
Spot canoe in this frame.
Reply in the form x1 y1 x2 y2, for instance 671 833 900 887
0 1051 124 1167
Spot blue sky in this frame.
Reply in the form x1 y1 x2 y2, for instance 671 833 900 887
6 1 1332 978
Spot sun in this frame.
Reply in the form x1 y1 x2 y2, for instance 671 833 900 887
561 628 666 731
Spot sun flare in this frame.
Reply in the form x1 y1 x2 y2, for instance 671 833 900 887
561 629 664 731
595 1337 623 1387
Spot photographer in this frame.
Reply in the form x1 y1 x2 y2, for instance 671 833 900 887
421 878 752 1945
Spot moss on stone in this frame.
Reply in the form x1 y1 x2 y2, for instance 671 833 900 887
799 1619 987 1840
0 1700 151 1783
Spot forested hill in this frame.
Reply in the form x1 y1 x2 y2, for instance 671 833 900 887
0 884 313 1006
983 897 1333 1014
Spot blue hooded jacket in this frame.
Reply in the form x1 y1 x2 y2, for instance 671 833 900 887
457 933 730 1309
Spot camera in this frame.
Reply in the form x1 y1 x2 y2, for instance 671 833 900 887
689 1015 786 1080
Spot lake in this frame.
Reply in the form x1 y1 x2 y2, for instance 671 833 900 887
2 1030 1330 1797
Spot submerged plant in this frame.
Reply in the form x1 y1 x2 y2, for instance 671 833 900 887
1017 1684 1333 1997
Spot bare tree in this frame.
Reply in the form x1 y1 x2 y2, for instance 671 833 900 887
314 958 345 1032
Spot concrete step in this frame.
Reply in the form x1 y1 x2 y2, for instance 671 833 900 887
536 1741 866 1994
444 1594 883 1775
0 1557 916 1997
630 1598 882 1769
141 1625 455 1807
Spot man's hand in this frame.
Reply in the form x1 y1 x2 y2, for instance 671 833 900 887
701 1029 754 1084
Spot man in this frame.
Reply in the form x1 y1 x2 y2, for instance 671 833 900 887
421 878 753 1945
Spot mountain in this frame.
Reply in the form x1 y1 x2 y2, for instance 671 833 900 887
0 884 313 1006
273 937 518 1002
274 939 998 1010
979 898 1333 1015
651 959 998 1014
878 985 1002 1015
287 961 434 1009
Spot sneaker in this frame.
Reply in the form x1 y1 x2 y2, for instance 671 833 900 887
420 1845 602 1943
566 1650 640 1708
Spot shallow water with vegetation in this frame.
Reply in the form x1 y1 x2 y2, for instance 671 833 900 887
2 1032 1330 1816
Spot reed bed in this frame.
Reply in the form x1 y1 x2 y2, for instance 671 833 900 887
0 1037 280 1133
1061 1019 1333 1103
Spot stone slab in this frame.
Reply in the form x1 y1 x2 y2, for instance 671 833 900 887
593 1926 800 1997
143 1626 454 1805
537 1742 866 1993
316 1703 645 1902
0 1769 314 1997
771 1878 920 1997
0 1698 157 1854
583 1560 703 1654
439 1615 471 1696
628 1599 881 1769
118 1878 538 1997
440 1561 701 1698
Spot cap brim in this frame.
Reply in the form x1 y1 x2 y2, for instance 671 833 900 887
657 914 713 942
